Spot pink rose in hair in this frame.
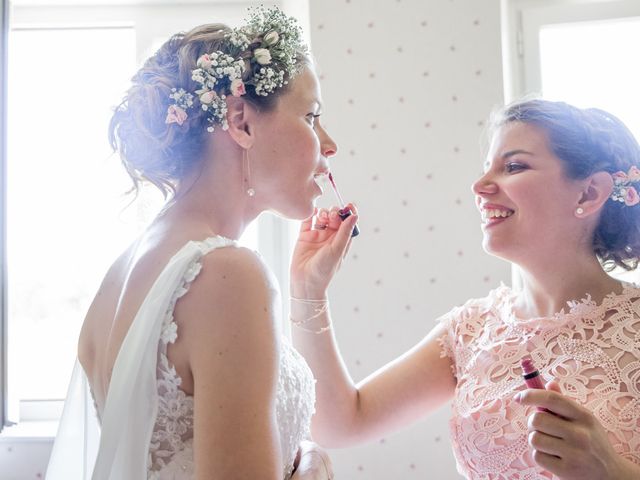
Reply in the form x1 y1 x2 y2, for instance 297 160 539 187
230 79 246 97
628 166 640 181
612 171 628 185
197 54 213 69
165 105 188 126
625 186 640 206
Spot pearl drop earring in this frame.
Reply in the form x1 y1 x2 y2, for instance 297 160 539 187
576 207 584 215
243 149 255 197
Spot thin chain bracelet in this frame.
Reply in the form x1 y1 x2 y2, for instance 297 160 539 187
290 297 332 334
290 318 333 334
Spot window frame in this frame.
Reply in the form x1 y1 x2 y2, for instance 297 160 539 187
1 0 10 437
502 0 640 102
0 0 306 435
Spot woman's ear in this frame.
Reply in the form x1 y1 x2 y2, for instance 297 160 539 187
225 96 254 149
576 171 614 215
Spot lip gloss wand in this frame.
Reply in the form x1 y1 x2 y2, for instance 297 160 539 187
327 172 359 237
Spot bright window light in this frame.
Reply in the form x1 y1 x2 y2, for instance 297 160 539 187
7 26 260 407
8 27 138 402
539 16 640 139
539 16 640 282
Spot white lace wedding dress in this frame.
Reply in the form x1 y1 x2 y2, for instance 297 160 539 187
46 236 316 480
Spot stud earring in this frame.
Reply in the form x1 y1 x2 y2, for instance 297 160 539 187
576 207 584 215
243 149 255 197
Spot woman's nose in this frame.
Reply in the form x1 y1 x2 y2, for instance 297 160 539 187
320 128 338 158
471 172 498 196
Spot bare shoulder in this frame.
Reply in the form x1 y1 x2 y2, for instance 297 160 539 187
78 242 137 368
174 246 282 376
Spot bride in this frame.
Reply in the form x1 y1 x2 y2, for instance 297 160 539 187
46 6 356 479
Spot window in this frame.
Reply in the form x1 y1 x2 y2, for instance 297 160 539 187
1 0 303 434
7 24 138 427
507 0 640 130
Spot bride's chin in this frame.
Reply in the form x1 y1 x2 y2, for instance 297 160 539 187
272 200 315 221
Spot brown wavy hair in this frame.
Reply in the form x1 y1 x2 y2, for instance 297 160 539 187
109 23 309 198
490 98 640 272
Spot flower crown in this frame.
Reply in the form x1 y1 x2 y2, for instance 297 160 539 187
611 166 640 206
165 6 307 132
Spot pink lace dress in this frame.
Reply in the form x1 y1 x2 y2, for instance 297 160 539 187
438 283 640 480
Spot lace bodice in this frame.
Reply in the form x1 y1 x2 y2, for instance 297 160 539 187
147 237 316 479
438 283 640 480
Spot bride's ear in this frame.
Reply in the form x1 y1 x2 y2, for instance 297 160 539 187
225 97 255 150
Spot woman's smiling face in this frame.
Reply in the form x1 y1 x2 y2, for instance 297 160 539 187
471 121 587 262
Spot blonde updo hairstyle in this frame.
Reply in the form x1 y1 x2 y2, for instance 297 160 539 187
109 23 309 197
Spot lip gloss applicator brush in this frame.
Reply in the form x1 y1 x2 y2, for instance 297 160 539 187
328 172 360 237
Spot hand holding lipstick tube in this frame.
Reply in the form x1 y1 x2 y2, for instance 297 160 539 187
520 356 553 413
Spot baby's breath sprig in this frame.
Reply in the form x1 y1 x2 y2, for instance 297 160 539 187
165 6 308 132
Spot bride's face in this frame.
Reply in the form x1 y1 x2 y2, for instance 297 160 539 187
250 67 337 219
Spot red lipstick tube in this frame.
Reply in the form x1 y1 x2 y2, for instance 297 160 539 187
520 357 552 413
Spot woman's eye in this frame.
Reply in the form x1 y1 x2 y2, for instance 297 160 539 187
307 113 320 126
506 162 526 173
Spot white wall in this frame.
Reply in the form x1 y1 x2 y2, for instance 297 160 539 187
309 0 509 477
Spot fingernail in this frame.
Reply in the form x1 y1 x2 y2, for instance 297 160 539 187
514 393 522 403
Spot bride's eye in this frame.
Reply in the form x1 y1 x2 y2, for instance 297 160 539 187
306 113 320 126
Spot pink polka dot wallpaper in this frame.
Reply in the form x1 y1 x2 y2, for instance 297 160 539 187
309 0 509 477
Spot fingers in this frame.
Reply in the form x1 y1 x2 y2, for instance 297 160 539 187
528 429 564 455
344 202 357 216
532 448 564 473
333 212 358 249
300 208 317 233
327 207 342 230
545 379 563 393
313 205 356 231
528 410 566 439
313 208 330 230
516 388 588 422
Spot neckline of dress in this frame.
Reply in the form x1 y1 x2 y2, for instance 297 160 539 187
498 281 639 325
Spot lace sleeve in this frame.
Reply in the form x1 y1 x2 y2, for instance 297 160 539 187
435 290 503 381
436 307 461 379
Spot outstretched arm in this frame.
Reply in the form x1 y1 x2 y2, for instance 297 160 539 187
290 207 455 448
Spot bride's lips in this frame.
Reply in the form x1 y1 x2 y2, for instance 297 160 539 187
312 171 329 194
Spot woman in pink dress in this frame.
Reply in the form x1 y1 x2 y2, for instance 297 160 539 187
291 98 640 479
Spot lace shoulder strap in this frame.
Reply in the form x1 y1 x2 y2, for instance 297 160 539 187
91 236 236 479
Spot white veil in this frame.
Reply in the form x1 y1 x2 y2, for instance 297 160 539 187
46 237 235 479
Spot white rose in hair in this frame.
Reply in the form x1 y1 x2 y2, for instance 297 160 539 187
264 31 279 46
254 48 272 65
199 91 217 104
230 79 246 97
